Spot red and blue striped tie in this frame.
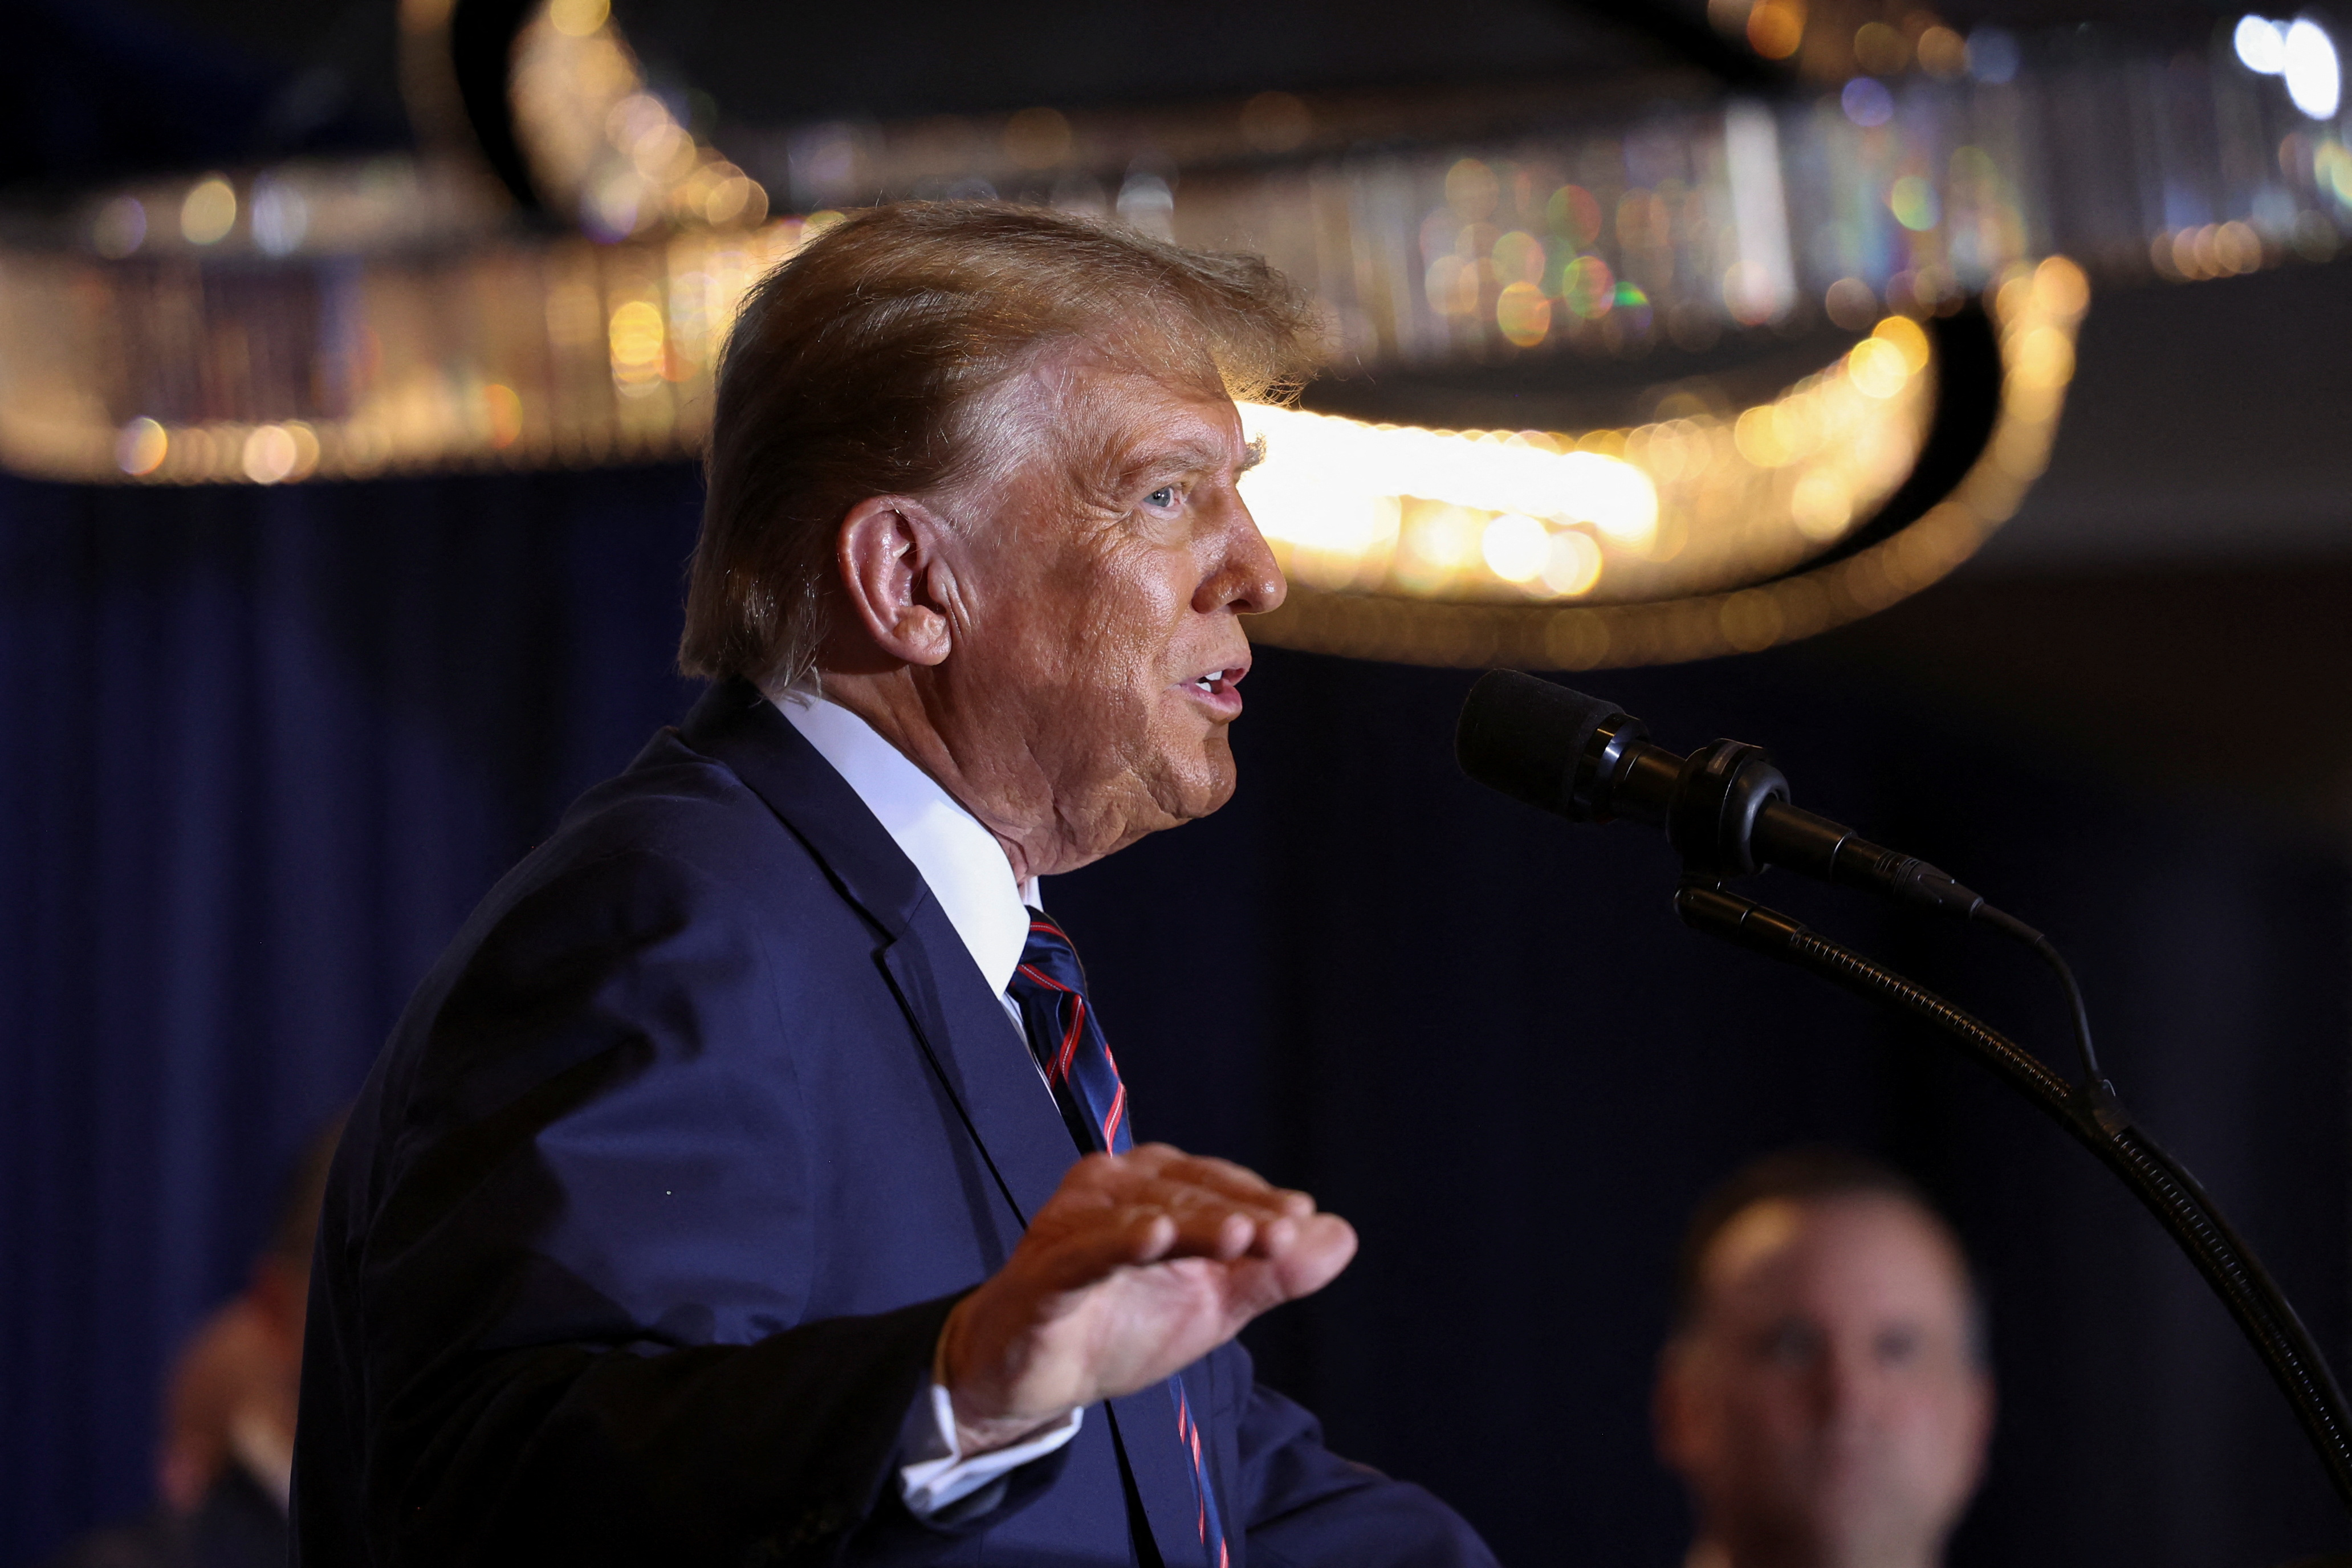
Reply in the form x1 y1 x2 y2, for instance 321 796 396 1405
1008 909 1231 1568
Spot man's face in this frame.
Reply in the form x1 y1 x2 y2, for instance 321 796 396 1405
926 357 1284 874
1656 1196 1993 1568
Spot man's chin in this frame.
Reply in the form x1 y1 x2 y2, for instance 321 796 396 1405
1171 755 1239 822
1135 750 1238 828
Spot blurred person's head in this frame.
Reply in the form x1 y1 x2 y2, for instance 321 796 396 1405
1654 1148 1993 1568
158 1115 342 1514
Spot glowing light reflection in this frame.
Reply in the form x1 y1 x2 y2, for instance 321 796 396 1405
2285 20 2342 119
1236 312 1931 606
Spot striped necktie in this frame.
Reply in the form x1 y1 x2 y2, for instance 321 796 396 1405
1007 909 1231 1568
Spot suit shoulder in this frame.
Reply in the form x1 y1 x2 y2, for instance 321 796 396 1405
420 729 864 1005
532 728 821 898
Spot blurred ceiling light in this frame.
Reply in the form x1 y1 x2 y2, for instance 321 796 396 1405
2238 15 2290 73
0 0 2281 670
2284 19 2342 119
510 3 768 241
250 178 308 256
180 177 237 245
1747 0 1806 61
1002 108 1075 170
1915 26 1968 78
1115 172 1175 237
1841 76 1895 127
91 197 145 259
241 426 301 484
1231 304 1942 617
1480 513 1552 583
1853 21 1909 76
116 418 167 478
1248 260 2082 669
547 0 609 36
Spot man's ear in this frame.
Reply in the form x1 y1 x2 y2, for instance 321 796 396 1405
836 495 956 668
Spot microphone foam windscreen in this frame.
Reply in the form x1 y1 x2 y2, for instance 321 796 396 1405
1455 670 1626 819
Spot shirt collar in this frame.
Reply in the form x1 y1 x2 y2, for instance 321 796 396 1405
775 694 1038 998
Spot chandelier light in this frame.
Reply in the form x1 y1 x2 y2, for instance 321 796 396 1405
0 0 2332 669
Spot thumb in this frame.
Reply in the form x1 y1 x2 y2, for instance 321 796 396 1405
1267 1213 1358 1302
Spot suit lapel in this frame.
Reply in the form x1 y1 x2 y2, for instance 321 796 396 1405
676 681 1072 1223
876 906 1073 1224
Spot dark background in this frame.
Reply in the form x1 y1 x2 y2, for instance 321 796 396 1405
7 452 2351 1567
7 0 2352 1564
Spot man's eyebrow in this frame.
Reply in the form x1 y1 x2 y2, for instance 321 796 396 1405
1123 435 1262 483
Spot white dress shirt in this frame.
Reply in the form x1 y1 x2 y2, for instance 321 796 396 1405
776 694 1085 1519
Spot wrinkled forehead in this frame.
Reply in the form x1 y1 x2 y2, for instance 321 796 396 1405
985 337 1248 490
1698 1195 1976 1330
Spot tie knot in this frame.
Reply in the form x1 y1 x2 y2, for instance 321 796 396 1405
1014 909 1086 999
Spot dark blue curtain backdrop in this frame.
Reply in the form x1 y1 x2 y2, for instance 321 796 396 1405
3 465 2347 1567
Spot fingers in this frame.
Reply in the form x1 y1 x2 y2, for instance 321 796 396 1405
1269 1212 1358 1298
1049 1146 1318 1257
1014 1205 1180 1295
1127 1145 1317 1220
1199 1212 1361 1324
948 1159 1362 1424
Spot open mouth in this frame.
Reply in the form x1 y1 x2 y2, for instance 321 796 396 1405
1179 663 1247 714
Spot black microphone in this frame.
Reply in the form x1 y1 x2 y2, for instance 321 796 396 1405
1454 669 1991 921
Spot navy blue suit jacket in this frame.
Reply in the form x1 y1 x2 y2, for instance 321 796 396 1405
292 679 1496 1567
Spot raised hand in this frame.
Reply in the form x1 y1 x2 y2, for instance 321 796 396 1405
935 1143 1357 1454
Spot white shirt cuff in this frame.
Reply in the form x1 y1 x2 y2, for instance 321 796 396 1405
898 1381 1084 1520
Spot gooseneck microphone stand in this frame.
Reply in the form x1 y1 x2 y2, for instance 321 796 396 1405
1453 670 2352 1527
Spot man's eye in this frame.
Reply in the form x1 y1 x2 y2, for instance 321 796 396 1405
1145 486 1178 508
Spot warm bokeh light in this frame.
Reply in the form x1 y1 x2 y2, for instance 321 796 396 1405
511 0 770 243
1747 0 1805 60
547 0 608 36
1915 26 1967 78
116 418 167 478
1234 310 1931 608
608 299 667 393
1480 513 1552 583
1853 21 1908 76
1248 256 2083 669
180 177 236 245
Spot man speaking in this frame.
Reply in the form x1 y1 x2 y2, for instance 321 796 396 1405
293 204 1497 1567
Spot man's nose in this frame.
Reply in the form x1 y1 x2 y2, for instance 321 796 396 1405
1201 502 1288 616
1812 1342 1879 1425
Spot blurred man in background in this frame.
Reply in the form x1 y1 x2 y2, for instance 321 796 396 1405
46 1119 339 1568
1654 1149 1994 1568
